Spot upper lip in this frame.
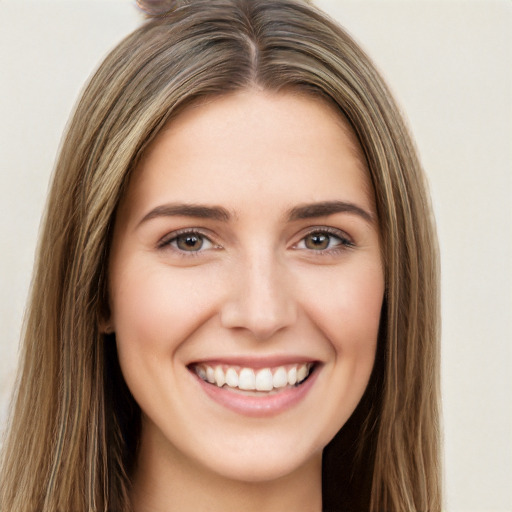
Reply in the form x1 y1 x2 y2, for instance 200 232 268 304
188 355 318 369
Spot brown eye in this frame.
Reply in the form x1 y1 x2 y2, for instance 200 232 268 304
175 233 204 251
304 232 331 250
161 230 217 254
295 229 352 253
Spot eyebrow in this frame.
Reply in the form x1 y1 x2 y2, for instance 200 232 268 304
286 201 374 223
138 200 374 226
138 203 231 225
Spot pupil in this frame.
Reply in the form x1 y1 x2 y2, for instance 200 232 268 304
307 233 329 250
177 234 203 251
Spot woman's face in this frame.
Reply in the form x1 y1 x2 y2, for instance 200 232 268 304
108 90 384 483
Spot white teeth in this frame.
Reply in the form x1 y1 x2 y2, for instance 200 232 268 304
272 366 288 388
297 364 308 383
239 368 256 390
225 368 239 388
194 362 314 391
196 366 207 380
206 366 215 384
214 366 225 387
287 366 297 385
255 368 273 391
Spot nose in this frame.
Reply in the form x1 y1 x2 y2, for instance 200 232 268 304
220 249 297 340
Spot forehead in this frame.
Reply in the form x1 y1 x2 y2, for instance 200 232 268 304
121 90 374 221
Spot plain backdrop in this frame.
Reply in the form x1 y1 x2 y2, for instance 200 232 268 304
1 1 510 510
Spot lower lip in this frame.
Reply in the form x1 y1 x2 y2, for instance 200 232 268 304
192 367 319 417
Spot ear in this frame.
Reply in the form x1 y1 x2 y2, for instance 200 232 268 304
99 318 115 334
100 322 115 334
98 290 114 334
98 308 115 334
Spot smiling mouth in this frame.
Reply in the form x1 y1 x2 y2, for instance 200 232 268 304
190 362 315 393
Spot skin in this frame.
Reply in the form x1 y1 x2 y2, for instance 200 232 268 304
107 90 384 512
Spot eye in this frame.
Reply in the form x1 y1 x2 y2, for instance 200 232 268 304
295 229 353 252
160 230 217 253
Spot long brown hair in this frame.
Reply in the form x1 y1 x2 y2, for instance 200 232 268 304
0 1 441 510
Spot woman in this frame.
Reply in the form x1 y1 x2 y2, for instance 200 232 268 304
0 0 441 510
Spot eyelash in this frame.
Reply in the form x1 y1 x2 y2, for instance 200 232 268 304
157 228 219 256
293 227 354 255
158 227 354 256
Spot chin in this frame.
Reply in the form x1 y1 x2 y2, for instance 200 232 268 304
197 446 322 484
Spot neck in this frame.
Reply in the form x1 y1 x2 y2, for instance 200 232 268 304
130 424 323 512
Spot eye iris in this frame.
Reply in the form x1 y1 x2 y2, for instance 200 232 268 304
177 234 203 251
305 232 330 250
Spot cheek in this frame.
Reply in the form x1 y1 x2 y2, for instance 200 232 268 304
109 261 222 412
293 261 384 439
301 262 384 358
110 260 221 357
113 273 173 351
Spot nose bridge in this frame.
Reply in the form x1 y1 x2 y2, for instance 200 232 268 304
220 244 297 339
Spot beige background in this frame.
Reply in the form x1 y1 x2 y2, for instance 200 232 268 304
1 1 511 510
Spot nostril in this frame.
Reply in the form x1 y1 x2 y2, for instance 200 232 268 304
219 260 298 338
220 304 297 340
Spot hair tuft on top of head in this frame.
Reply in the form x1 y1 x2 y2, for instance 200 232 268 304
136 0 188 17
137 0 314 18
